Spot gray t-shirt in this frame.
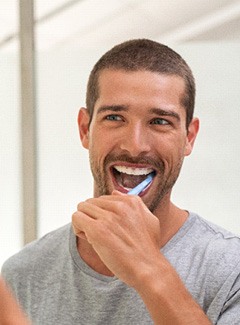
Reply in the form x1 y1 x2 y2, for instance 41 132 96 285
2 212 240 325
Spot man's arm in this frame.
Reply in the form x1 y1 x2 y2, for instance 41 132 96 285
72 192 212 324
0 276 30 325
133 253 211 324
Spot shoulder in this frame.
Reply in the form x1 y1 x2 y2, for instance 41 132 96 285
193 214 240 249
2 223 72 279
189 213 240 273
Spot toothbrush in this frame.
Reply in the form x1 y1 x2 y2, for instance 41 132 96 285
127 172 155 195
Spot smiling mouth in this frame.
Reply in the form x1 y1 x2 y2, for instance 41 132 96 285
112 165 155 191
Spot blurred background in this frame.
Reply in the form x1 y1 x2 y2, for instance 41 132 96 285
1 0 240 268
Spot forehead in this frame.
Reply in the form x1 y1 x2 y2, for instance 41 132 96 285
96 69 186 111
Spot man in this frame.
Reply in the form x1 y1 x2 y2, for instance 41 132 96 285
2 39 240 324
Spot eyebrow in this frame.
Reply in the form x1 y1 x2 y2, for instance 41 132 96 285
97 105 128 114
96 105 181 121
150 108 181 121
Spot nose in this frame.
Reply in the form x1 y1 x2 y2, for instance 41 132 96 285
119 123 151 156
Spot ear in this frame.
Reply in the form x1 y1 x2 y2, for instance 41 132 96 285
78 108 90 149
184 117 199 156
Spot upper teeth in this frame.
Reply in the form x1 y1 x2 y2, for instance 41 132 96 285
114 165 154 175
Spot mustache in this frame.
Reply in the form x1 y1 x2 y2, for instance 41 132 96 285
104 153 165 172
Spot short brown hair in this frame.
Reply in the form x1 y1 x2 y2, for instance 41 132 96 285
86 39 195 127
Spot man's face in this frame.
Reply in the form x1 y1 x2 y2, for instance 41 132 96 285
79 69 198 212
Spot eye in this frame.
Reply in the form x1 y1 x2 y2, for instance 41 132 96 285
150 118 170 125
105 114 123 121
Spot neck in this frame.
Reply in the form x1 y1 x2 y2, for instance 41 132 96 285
77 237 114 277
155 202 188 247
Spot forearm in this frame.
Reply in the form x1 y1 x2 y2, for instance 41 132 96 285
134 253 212 325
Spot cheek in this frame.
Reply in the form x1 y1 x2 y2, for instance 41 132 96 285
159 137 187 164
90 126 119 150
88 131 111 164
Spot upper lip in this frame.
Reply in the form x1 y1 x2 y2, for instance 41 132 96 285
110 162 154 168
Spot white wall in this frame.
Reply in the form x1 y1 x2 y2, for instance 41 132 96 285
173 43 240 231
1 42 240 269
0 54 22 267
